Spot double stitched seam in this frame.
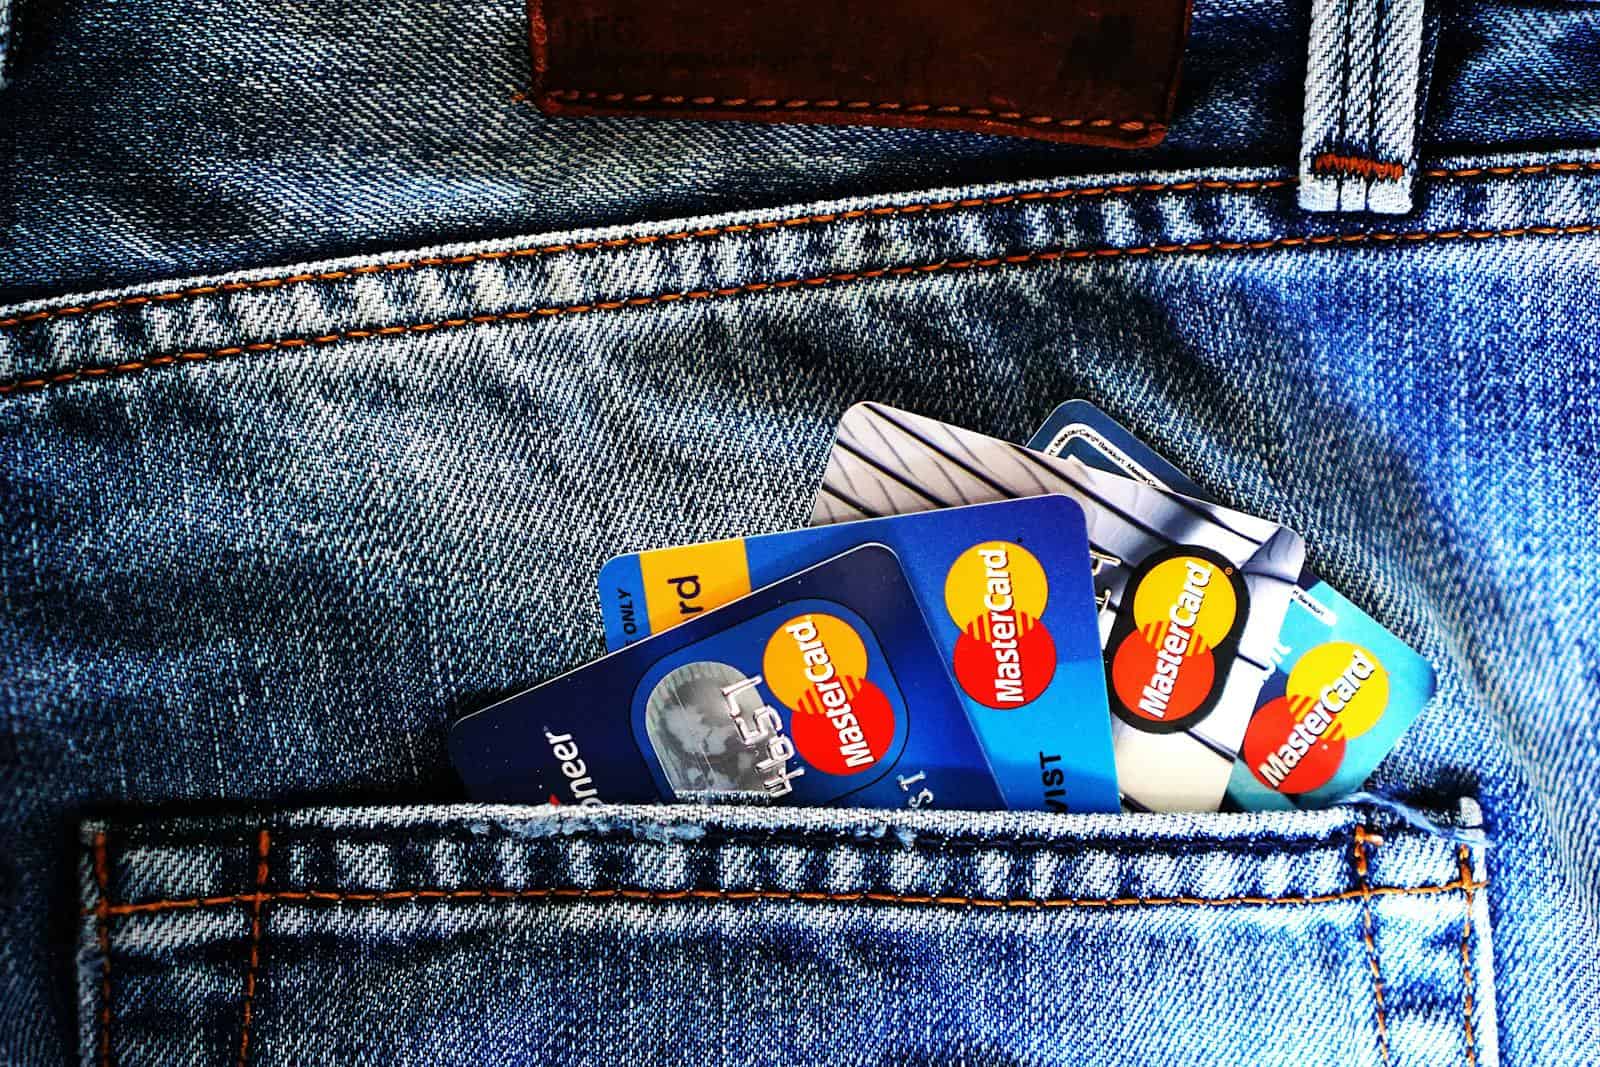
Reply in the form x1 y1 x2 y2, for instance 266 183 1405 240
3 221 1598 399
88 827 1357 857
89 875 1487 916
1353 827 1391 1066
83 834 1490 1064
0 176 1292 333
536 89 1160 132
92 832 112 1067
237 829 271 1067
2 160 1595 334
1458 845 1479 1066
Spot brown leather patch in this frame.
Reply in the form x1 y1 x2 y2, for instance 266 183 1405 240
529 0 1192 147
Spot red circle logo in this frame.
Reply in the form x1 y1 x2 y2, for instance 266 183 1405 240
1110 631 1216 725
1241 696 1347 794
943 542 1055 710
952 617 1056 709
789 676 896 776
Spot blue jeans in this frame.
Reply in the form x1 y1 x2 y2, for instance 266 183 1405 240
2 0 1597 1062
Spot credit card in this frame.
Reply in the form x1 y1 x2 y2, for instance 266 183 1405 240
451 544 1004 810
1030 399 1206 498
600 496 1117 812
812 402 1308 812
1027 400 1437 809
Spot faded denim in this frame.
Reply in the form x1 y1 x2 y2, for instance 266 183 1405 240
1 0 1598 1063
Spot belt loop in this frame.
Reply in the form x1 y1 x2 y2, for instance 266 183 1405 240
1299 0 1437 215
0 0 13 88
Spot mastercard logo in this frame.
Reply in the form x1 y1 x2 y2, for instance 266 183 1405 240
761 614 894 775
1242 642 1389 794
943 542 1056 709
1107 546 1248 734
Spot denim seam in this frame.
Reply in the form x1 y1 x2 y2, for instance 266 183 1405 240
1354 826 1392 1066
91 831 112 1067
533 89 1164 133
1337 0 1353 207
1459 844 1479 1066
93 875 1486 917
1 160 1595 335
1311 155 1406 183
4 220 1598 399
1365 0 1384 206
1299 0 1429 213
0 176 1299 332
87 831 1489 1065
82 826 1373 856
85 832 1382 916
237 829 270 1067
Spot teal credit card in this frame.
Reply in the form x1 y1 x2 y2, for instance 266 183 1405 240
600 497 1117 812
1028 400 1437 809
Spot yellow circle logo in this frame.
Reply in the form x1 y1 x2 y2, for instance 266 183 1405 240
943 542 1049 632
1284 641 1389 740
1130 555 1238 655
762 614 868 712
942 542 1056 709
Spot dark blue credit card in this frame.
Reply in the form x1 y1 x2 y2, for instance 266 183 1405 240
450 544 1004 811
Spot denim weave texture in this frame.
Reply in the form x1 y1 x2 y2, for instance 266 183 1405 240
79 804 1490 1066
0 0 1598 1063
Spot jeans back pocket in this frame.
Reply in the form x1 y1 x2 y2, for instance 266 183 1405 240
81 802 1492 1066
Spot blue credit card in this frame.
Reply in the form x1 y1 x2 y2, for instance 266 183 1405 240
600 496 1117 812
452 544 1005 811
1030 399 1207 498
1027 400 1437 809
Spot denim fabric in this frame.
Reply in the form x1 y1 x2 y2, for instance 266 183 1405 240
0 0 12 88
78 802 1491 1067
1 151 1595 1063
1429 1 1600 148
2 0 1598 303
2 0 1600 1064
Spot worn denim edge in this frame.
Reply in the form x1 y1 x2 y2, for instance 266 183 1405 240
4 150 1599 393
77 798 1493 1067
81 798 1375 844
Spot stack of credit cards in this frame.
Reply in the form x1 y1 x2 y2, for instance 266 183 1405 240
451 401 1434 814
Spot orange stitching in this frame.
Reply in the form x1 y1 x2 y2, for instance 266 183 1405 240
1422 160 1600 180
3 220 1596 398
2 161 1590 334
1354 828 1391 1066
1459 845 1479 1067
1312 153 1407 183
93 831 113 1067
0 177 1293 332
540 88 1160 132
237 829 270 1067
3 157 1595 334
92 874 1486 917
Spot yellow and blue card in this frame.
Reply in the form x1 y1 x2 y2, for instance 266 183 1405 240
600 496 1118 812
1028 400 1436 810
452 544 1004 810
